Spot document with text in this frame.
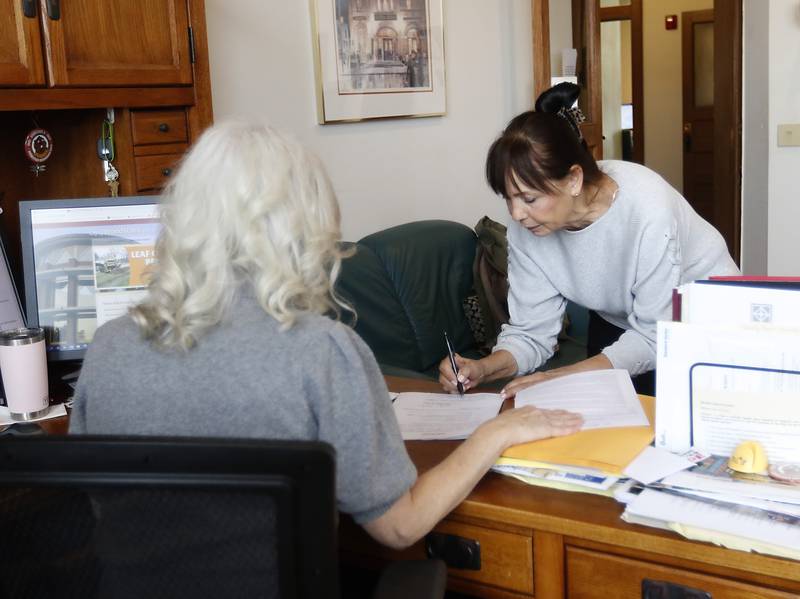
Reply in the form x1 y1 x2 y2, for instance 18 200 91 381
392 392 504 440
514 369 648 430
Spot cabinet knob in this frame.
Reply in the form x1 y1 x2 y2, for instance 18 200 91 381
22 0 36 18
162 168 173 177
158 123 170 133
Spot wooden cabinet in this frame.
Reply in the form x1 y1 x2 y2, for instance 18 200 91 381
0 0 212 274
1 0 193 88
0 0 45 86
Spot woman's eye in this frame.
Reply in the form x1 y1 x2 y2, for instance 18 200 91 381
524 196 537 204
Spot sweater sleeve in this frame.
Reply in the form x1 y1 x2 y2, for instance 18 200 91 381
600 218 681 375
311 324 417 524
493 225 566 375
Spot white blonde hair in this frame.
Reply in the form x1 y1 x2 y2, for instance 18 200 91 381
131 120 350 350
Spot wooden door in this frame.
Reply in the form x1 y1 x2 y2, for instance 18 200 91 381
682 10 715 228
39 0 193 87
0 0 45 86
571 0 603 159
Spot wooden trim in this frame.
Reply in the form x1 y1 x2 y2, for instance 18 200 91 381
630 0 644 163
534 531 565 599
599 5 631 22
531 0 551 100
0 87 195 111
714 0 743 264
186 0 215 141
133 142 189 157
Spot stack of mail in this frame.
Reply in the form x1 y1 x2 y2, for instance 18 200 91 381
618 455 800 560
492 370 655 496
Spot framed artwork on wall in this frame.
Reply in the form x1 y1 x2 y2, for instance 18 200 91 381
310 0 446 124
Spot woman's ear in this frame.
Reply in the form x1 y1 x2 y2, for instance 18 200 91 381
568 165 584 197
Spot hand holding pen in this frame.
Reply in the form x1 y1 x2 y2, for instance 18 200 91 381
443 331 465 396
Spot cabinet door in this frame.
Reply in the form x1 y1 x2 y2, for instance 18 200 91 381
0 0 45 86
39 0 193 87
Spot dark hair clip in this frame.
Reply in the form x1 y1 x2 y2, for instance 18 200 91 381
556 106 587 141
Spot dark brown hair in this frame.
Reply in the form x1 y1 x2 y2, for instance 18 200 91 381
486 83 601 198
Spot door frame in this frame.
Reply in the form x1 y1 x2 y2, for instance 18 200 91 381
532 0 742 263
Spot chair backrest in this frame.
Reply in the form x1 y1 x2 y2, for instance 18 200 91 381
337 220 477 374
0 436 337 599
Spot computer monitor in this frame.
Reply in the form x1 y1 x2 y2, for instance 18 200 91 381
18 196 161 363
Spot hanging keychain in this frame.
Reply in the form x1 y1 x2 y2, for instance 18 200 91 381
97 110 119 196
24 128 54 177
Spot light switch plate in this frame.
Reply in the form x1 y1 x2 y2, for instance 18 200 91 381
778 124 800 147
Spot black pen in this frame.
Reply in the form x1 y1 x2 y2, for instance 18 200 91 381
443 331 465 396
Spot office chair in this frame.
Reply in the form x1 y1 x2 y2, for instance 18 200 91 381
0 436 446 599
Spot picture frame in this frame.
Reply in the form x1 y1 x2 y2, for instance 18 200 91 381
310 0 446 124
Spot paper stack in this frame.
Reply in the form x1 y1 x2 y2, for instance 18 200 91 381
493 370 654 497
619 454 800 560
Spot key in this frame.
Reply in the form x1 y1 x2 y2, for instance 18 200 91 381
104 162 119 197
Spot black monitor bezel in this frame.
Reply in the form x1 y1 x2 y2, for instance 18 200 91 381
19 195 160 363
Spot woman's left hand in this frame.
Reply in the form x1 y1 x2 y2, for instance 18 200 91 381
500 353 616 399
500 370 563 400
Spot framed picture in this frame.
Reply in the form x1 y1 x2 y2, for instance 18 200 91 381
310 0 446 124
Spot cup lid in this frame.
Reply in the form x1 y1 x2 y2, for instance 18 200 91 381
0 327 45 346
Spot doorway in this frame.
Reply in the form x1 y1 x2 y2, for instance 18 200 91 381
532 0 742 263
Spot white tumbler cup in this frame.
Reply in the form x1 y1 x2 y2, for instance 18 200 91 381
0 327 50 421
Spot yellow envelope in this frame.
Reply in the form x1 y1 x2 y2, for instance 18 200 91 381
500 395 655 475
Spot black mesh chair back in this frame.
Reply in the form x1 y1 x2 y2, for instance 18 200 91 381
0 436 337 599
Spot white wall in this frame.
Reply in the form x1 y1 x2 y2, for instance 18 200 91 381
204 1 534 241
766 0 800 275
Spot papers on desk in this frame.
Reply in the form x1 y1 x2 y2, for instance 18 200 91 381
515 369 648 430
392 392 503 440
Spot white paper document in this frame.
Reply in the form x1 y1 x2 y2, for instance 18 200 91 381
655 321 800 453
514 369 648 430
623 445 695 485
624 488 800 551
392 392 503 440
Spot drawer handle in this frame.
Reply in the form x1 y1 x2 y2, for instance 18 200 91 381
642 579 711 599
22 0 36 18
158 123 170 133
45 0 59 19
425 532 480 570
162 168 173 177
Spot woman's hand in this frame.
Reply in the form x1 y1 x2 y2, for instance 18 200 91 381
501 353 616 399
500 370 561 400
483 405 583 447
438 353 487 393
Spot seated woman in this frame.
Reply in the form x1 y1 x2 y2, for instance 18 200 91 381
439 83 739 398
70 121 582 550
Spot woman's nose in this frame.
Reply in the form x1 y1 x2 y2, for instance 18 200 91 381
509 199 526 222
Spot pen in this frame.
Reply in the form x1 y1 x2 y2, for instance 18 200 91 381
444 331 465 396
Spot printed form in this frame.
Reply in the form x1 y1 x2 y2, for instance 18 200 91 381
515 369 648 430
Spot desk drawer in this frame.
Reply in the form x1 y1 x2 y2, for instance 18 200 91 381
433 520 533 595
131 109 188 145
134 153 182 191
566 547 796 598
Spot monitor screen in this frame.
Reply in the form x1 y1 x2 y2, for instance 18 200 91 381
19 196 161 363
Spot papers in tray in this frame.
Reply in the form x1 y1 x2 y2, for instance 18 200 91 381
392 392 503 440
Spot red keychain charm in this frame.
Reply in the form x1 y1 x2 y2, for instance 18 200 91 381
24 128 54 176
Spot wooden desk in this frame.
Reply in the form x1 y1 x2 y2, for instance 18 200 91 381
339 376 800 599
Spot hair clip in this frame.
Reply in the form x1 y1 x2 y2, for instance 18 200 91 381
556 106 586 140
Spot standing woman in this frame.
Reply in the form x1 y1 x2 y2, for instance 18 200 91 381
440 82 738 397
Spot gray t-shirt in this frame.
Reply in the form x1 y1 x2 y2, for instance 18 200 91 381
70 293 417 524
495 160 740 376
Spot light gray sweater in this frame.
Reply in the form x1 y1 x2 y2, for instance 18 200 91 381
494 160 739 376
